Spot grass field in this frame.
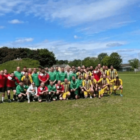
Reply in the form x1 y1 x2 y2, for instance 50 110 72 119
0 74 140 140
0 58 40 73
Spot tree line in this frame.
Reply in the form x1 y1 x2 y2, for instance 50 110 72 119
57 52 122 70
0 47 139 69
0 47 56 67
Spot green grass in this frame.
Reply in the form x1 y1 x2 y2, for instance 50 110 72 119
0 58 40 73
0 74 140 140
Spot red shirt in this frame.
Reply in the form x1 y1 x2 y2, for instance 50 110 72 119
37 86 48 96
6 74 19 87
55 84 64 91
38 73 49 82
0 75 7 88
93 70 101 81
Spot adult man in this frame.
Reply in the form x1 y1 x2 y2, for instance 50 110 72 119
54 67 60 83
76 75 84 98
85 67 92 79
38 68 49 85
21 67 28 75
112 75 123 96
48 81 57 101
101 66 108 77
49 67 56 84
98 64 102 71
37 82 48 102
27 82 38 103
98 75 110 99
0 70 7 103
82 76 93 98
107 66 118 94
37 67 42 75
16 82 27 102
55 80 64 100
61 79 71 100
93 66 101 81
28 68 32 76
65 68 72 81
21 72 33 87
77 66 81 73
90 66 93 72
108 66 118 80
14 67 23 81
59 68 67 82
4 69 8 76
32 68 40 87
45 67 49 73
6 72 19 102
90 76 98 98
70 76 79 99
80 68 86 79
69 68 77 81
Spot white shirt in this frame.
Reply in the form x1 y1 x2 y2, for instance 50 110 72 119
27 85 37 95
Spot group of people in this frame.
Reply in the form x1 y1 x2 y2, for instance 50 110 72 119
0 64 123 103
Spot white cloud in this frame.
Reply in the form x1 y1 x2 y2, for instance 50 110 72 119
74 35 78 39
0 38 138 63
9 19 24 24
0 26 5 29
15 38 34 43
0 0 139 30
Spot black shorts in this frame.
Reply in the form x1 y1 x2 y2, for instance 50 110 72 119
7 87 16 91
0 87 6 93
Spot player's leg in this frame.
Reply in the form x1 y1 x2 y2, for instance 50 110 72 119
13 89 17 101
7 88 11 102
75 89 79 99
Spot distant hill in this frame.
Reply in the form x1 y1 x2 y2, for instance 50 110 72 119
0 58 40 73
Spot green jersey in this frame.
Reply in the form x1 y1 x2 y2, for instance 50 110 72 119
16 85 25 95
54 70 60 81
49 72 56 81
59 72 67 82
48 85 56 92
77 79 83 88
70 80 78 89
14 71 23 81
32 73 40 87
69 73 77 81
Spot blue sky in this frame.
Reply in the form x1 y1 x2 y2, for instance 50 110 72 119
0 0 140 63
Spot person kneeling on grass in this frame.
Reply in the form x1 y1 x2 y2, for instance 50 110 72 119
55 80 64 100
82 76 93 99
16 82 27 102
61 79 71 100
90 76 98 98
26 82 38 103
70 76 79 99
48 81 57 101
97 75 110 99
112 75 123 96
37 82 48 103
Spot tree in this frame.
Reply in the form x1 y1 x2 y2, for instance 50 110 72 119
98 53 108 63
129 59 139 69
0 47 56 67
109 52 122 69
101 56 110 66
69 59 82 67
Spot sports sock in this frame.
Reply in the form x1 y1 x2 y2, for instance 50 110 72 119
27 94 30 101
2 97 4 102
13 95 16 100
8 95 10 100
